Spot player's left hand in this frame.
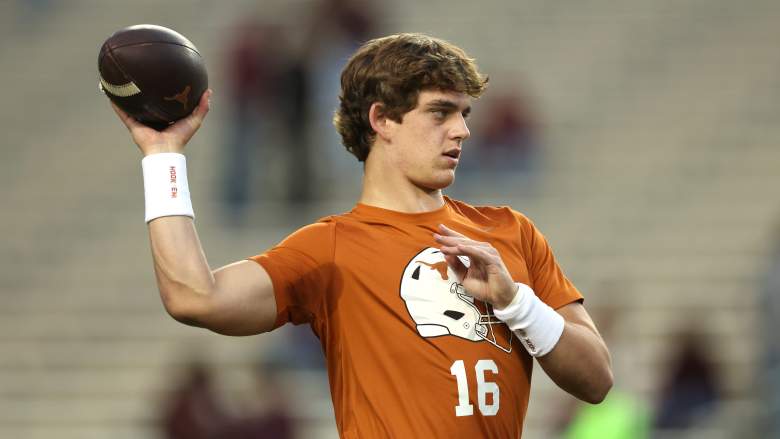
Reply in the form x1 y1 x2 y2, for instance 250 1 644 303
434 224 518 309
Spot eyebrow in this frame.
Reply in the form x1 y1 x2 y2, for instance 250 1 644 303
425 99 471 117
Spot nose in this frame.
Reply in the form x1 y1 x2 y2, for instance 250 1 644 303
450 114 470 142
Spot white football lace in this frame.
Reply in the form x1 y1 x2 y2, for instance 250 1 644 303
99 76 141 97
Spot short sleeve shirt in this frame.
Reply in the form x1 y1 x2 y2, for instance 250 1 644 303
251 196 582 438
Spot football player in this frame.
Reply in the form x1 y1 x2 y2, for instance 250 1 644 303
112 33 612 437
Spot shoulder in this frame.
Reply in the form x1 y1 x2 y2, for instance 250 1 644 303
282 218 337 242
446 196 533 229
277 212 369 256
272 219 339 264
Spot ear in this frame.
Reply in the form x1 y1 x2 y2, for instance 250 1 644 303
369 102 393 142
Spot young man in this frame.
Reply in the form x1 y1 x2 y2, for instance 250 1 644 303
113 33 612 438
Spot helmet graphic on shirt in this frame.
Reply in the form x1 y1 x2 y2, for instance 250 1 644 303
400 247 513 353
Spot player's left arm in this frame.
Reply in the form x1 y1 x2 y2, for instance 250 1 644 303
536 302 613 404
436 224 613 404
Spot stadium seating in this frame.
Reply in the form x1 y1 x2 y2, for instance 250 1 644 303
1 0 778 437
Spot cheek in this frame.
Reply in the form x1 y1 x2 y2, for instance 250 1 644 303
397 126 431 160
410 125 442 154
391 121 445 172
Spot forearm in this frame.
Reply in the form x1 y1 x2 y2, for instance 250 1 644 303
537 319 613 403
492 285 613 403
148 215 216 326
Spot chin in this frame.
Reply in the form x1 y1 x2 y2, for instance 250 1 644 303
423 172 455 190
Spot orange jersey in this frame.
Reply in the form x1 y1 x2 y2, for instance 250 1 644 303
251 197 582 438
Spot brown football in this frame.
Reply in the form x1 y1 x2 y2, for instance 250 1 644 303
98 24 208 130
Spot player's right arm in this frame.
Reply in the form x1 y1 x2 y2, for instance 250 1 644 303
112 90 277 336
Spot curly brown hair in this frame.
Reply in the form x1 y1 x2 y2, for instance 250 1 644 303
333 33 488 162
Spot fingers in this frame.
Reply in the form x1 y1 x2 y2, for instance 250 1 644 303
435 224 516 306
193 88 212 119
434 225 490 250
442 243 496 265
178 89 211 131
435 227 499 267
164 89 213 144
438 224 466 238
434 233 489 249
195 89 212 119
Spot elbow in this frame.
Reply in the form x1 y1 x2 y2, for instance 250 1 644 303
584 367 614 404
160 287 258 336
163 299 201 327
160 288 209 328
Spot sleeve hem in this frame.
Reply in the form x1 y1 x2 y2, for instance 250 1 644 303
549 295 584 311
247 255 289 330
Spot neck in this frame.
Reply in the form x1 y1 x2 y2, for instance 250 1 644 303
358 152 446 214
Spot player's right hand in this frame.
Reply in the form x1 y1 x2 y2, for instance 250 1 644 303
112 89 212 156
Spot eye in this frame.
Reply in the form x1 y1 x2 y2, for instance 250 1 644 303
432 109 447 120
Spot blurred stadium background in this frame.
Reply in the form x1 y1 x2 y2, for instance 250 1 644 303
1 0 779 438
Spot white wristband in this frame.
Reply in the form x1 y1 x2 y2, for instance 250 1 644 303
141 153 194 223
493 283 565 357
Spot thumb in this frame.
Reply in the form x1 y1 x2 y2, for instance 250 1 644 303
183 97 209 132
172 89 211 139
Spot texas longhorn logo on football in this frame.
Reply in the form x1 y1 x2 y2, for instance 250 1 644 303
400 247 514 353
164 85 191 109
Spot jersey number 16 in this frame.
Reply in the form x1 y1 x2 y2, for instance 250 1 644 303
450 359 499 417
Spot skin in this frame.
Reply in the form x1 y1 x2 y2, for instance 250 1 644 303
113 88 612 403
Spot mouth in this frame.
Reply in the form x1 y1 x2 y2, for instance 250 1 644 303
442 149 461 160
441 149 460 167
